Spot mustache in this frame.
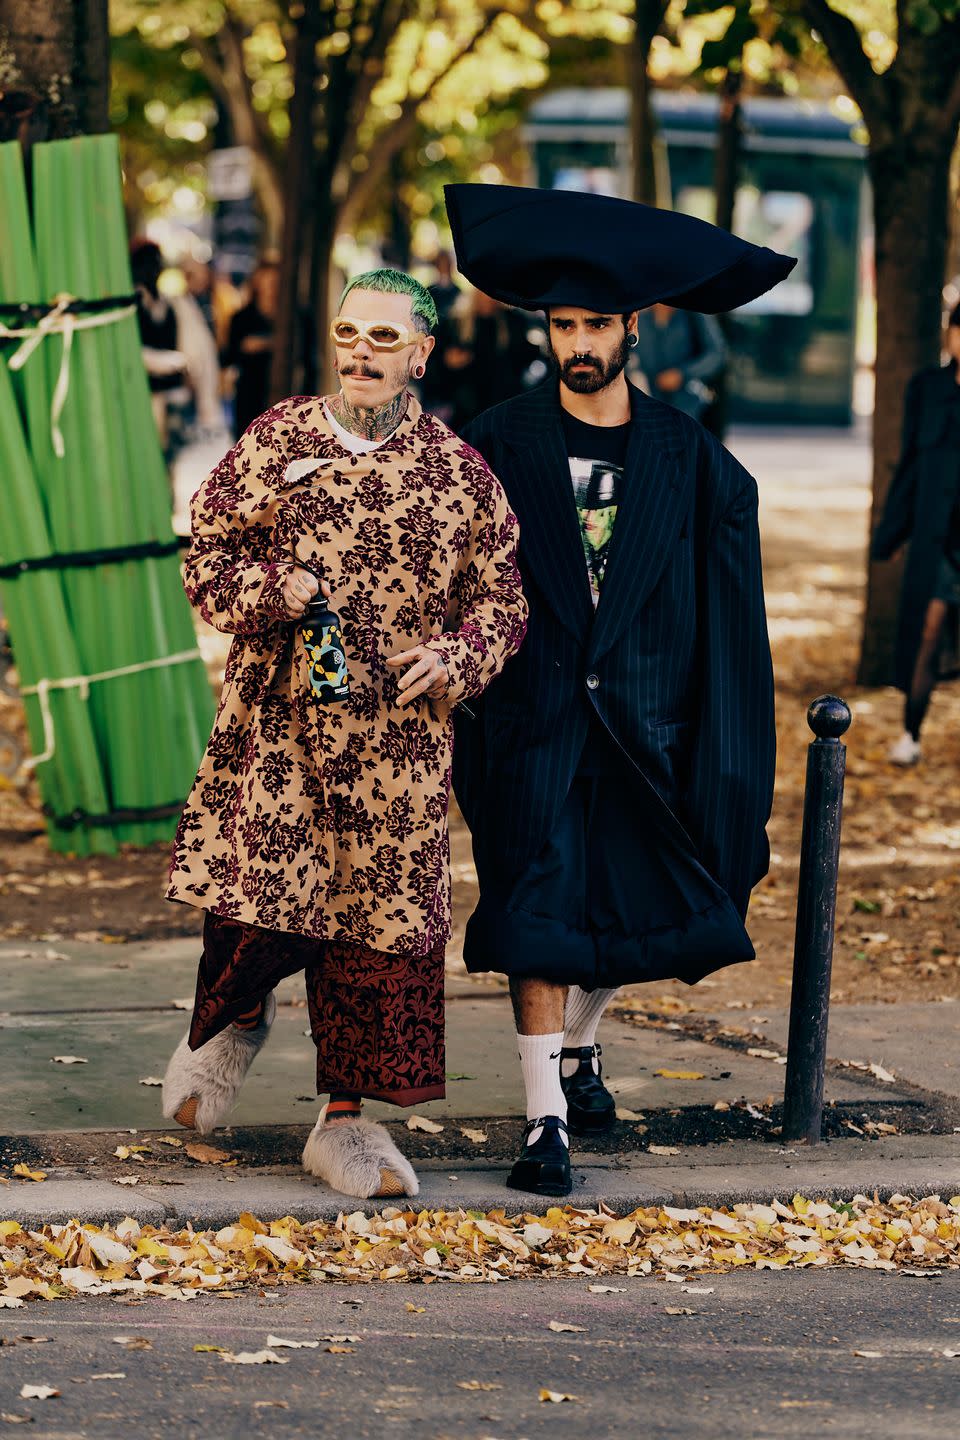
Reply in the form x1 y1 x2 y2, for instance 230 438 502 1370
340 362 384 379
562 354 601 371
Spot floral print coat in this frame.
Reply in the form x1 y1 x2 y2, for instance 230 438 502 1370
167 394 526 955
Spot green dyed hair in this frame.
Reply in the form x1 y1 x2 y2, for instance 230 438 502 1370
339 268 438 334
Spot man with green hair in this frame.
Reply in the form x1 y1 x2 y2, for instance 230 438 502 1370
162 267 527 1199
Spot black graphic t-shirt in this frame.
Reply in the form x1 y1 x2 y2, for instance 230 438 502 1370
561 411 630 606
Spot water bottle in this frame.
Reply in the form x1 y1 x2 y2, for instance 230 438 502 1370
297 569 349 703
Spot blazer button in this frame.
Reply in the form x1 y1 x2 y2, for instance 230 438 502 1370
585 673 600 690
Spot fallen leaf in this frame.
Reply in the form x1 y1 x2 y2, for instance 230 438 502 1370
194 1345 229 1354
653 1069 705 1080
265 1336 320 1350
326 1345 354 1354
588 1285 626 1294
89 1373 125 1381
253 1401 290 1410
138 1077 163 1087
868 1062 896 1083
220 1350 289 1365
942 1350 960 1359
406 1115 444 1134
747 1048 787 1062
0 1298 24 1309
185 1143 233 1165
615 1107 645 1120
404 1303 426 1313
113 1176 140 1186
457 1381 502 1392
539 1389 579 1403
460 1127 487 1143
158 1136 183 1148
664 1307 696 1316
51 1055 87 1065
648 1145 680 1157
0 1414 33 1424
112 1336 152 1351
853 1350 884 1359
19 1386 58 1400
547 1321 585 1333
682 1286 715 1295
12 1164 46 1183
316 1335 361 1344
170 998 193 1010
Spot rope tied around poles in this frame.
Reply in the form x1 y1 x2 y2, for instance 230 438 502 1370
0 293 137 458
19 648 205 777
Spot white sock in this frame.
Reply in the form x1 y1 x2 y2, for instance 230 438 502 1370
561 986 620 1077
517 1032 567 1132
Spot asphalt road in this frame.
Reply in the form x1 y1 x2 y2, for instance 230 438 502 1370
2 1269 958 1438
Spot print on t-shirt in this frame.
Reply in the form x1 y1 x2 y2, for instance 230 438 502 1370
569 455 622 604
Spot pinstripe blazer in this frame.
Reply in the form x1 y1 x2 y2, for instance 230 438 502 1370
455 378 775 922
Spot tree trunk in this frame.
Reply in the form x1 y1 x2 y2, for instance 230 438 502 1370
709 63 744 441
858 134 954 685
309 203 338 395
713 65 743 234
0 0 109 138
628 2 665 205
270 5 320 403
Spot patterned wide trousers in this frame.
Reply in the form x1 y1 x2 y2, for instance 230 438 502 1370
186 912 445 1107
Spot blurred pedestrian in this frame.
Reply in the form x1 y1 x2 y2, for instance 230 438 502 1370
424 288 544 431
871 304 960 765
428 250 460 322
225 258 279 438
131 237 190 461
632 302 727 423
181 256 241 353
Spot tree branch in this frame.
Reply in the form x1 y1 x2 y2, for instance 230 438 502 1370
797 0 890 140
335 7 502 229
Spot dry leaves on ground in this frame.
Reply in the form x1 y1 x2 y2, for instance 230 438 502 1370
406 1116 444 1134
1 1193 959 1304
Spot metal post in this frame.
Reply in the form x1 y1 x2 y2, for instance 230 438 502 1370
782 695 852 1144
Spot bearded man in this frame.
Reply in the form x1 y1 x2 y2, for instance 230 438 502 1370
446 185 794 1196
162 268 526 1198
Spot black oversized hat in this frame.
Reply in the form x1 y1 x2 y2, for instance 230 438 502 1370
444 183 796 314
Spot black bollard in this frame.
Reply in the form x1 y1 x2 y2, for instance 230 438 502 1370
782 694 852 1145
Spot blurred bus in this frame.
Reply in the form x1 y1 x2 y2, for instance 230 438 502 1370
524 90 868 426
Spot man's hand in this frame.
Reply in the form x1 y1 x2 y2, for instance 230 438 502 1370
282 567 330 620
656 367 684 393
385 646 449 706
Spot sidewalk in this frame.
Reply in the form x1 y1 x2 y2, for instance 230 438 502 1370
3 937 958 1225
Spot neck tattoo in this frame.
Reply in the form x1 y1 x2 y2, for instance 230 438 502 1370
330 389 408 441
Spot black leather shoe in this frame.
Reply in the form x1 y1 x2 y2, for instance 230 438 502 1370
506 1116 572 1197
559 1045 617 1136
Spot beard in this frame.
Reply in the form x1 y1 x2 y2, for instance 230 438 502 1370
556 334 629 394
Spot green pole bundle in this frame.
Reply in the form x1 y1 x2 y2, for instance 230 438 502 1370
0 137 214 851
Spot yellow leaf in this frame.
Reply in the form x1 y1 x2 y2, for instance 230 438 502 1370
0 1221 22 1236
653 1069 705 1080
185 1143 233 1165
194 1344 228 1353
457 1381 502 1392
405 1302 426 1313
539 1389 579 1403
12 1163 46 1183
602 1218 636 1244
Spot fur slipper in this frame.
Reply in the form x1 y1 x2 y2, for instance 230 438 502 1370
302 1109 420 1198
161 994 277 1134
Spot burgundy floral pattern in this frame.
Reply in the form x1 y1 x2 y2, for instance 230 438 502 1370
167 394 526 955
188 913 444 1106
